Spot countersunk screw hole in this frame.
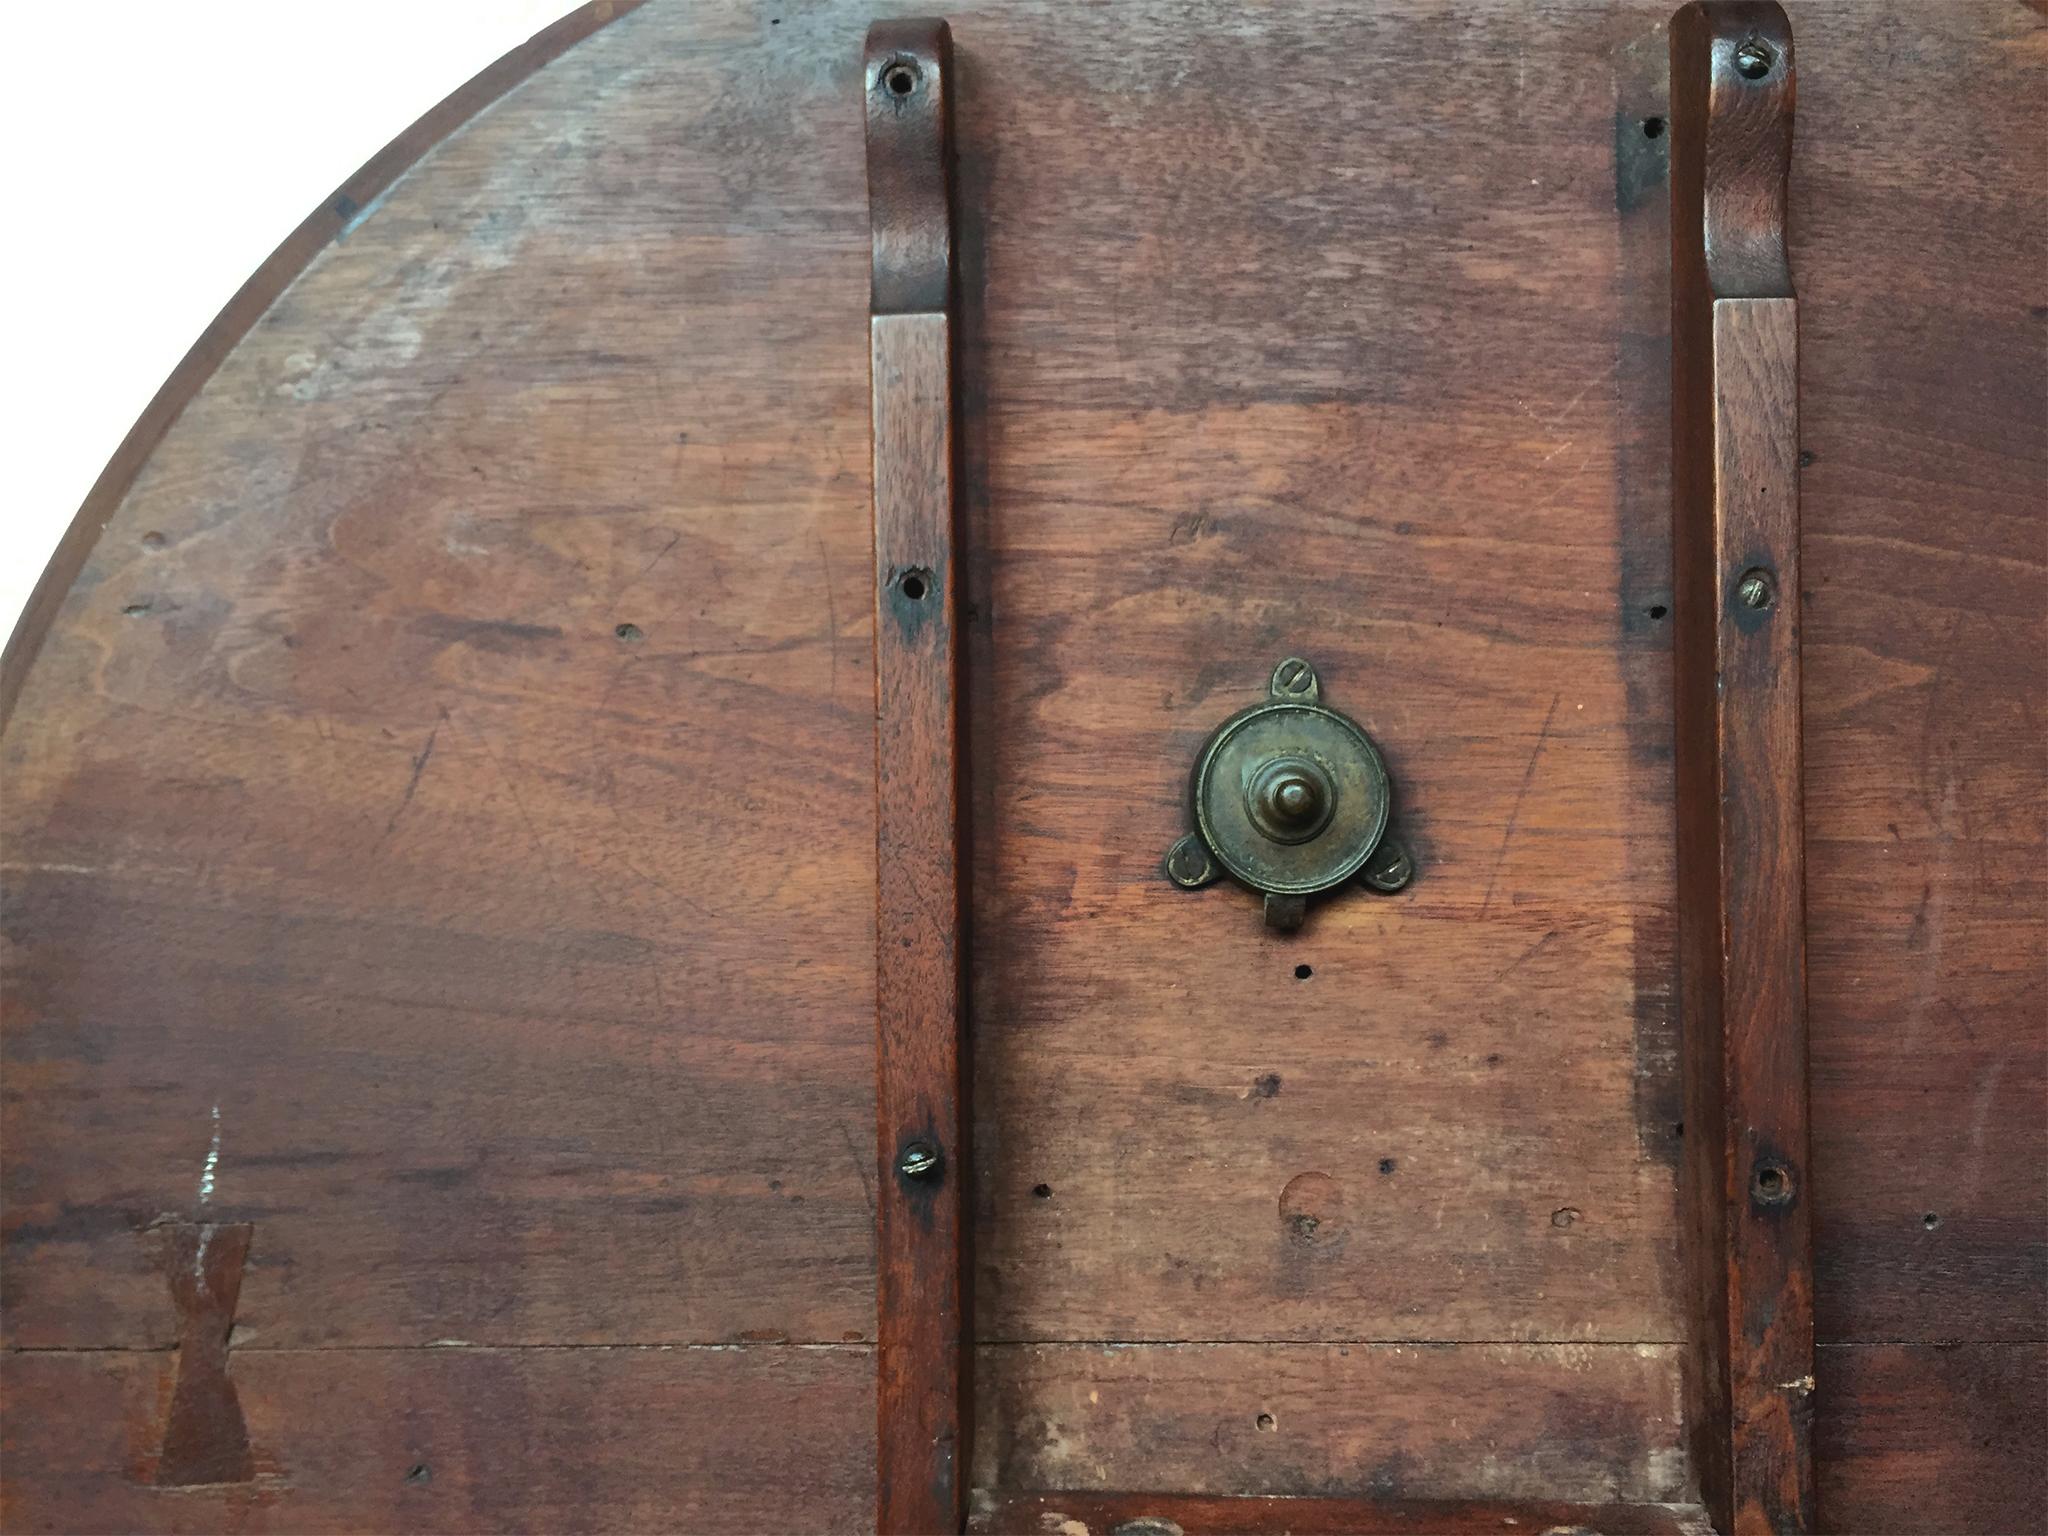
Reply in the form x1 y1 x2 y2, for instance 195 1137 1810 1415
883 62 919 97
1751 1161 1794 1206
615 622 644 641
1294 963 1313 980
1737 568 1776 611
1642 116 1665 139
1255 1412 1276 1432
1033 1183 1053 1199
1734 38 1777 80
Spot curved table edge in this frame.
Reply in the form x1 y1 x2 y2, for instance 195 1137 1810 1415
0 0 648 732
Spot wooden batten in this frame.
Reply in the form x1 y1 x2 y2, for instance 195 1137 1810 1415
866 18 970 1535
1669 4 1815 1531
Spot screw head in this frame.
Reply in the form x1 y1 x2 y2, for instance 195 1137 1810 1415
896 1141 941 1181
1165 834 1217 888
1272 657 1315 697
1733 38 1777 80
1360 837 1414 894
1737 569 1776 610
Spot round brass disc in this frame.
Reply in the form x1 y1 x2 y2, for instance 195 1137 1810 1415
1190 701 1392 896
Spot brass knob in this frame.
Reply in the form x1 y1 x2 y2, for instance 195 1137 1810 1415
1245 755 1337 845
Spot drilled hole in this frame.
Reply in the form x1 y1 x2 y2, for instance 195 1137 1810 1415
1255 1412 1276 1432
1033 1183 1053 1200
1647 603 1668 620
896 568 932 602
1293 963 1313 980
1642 116 1666 139
884 62 919 97
1752 1162 1794 1205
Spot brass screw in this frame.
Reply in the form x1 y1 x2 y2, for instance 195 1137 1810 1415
897 1141 941 1181
1273 658 1313 696
1738 569 1776 610
1165 838 1211 886
1734 38 1777 80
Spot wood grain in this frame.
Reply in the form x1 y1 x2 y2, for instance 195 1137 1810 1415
868 19 968 1533
1669 6 1813 1529
0 1 2039 1529
970 1491 1715 1536
1813 1343 2047 1535
0 0 649 731
974 1343 1686 1504
1 1345 870 1533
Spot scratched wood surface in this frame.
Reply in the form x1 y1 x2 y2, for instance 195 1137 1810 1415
2 1 2041 1531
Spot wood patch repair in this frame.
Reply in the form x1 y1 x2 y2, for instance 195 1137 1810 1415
153 1221 256 1488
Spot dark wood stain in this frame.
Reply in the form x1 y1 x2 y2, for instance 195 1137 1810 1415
0 2 2039 1531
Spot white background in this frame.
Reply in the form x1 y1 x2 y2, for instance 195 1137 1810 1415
1 2 574 641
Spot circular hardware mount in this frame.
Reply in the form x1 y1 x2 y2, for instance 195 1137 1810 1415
1189 689 1392 899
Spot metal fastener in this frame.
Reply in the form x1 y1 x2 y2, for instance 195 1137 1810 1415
1737 569 1775 610
1733 38 1777 80
897 1141 942 1181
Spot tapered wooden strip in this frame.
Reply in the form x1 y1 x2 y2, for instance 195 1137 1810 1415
867 18 968 1536
1670 5 1813 1532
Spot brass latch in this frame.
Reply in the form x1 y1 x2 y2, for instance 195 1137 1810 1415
1164 657 1414 931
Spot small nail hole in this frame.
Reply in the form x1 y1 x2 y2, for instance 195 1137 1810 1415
1647 603 1668 620
615 622 644 641
1922 1211 1941 1230
1293 964 1313 980
1255 1412 1276 1432
1642 116 1666 139
405 1463 432 1485
1033 1183 1053 1199
1378 1157 1397 1175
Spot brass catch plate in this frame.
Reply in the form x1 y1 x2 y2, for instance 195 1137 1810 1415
1166 657 1414 930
